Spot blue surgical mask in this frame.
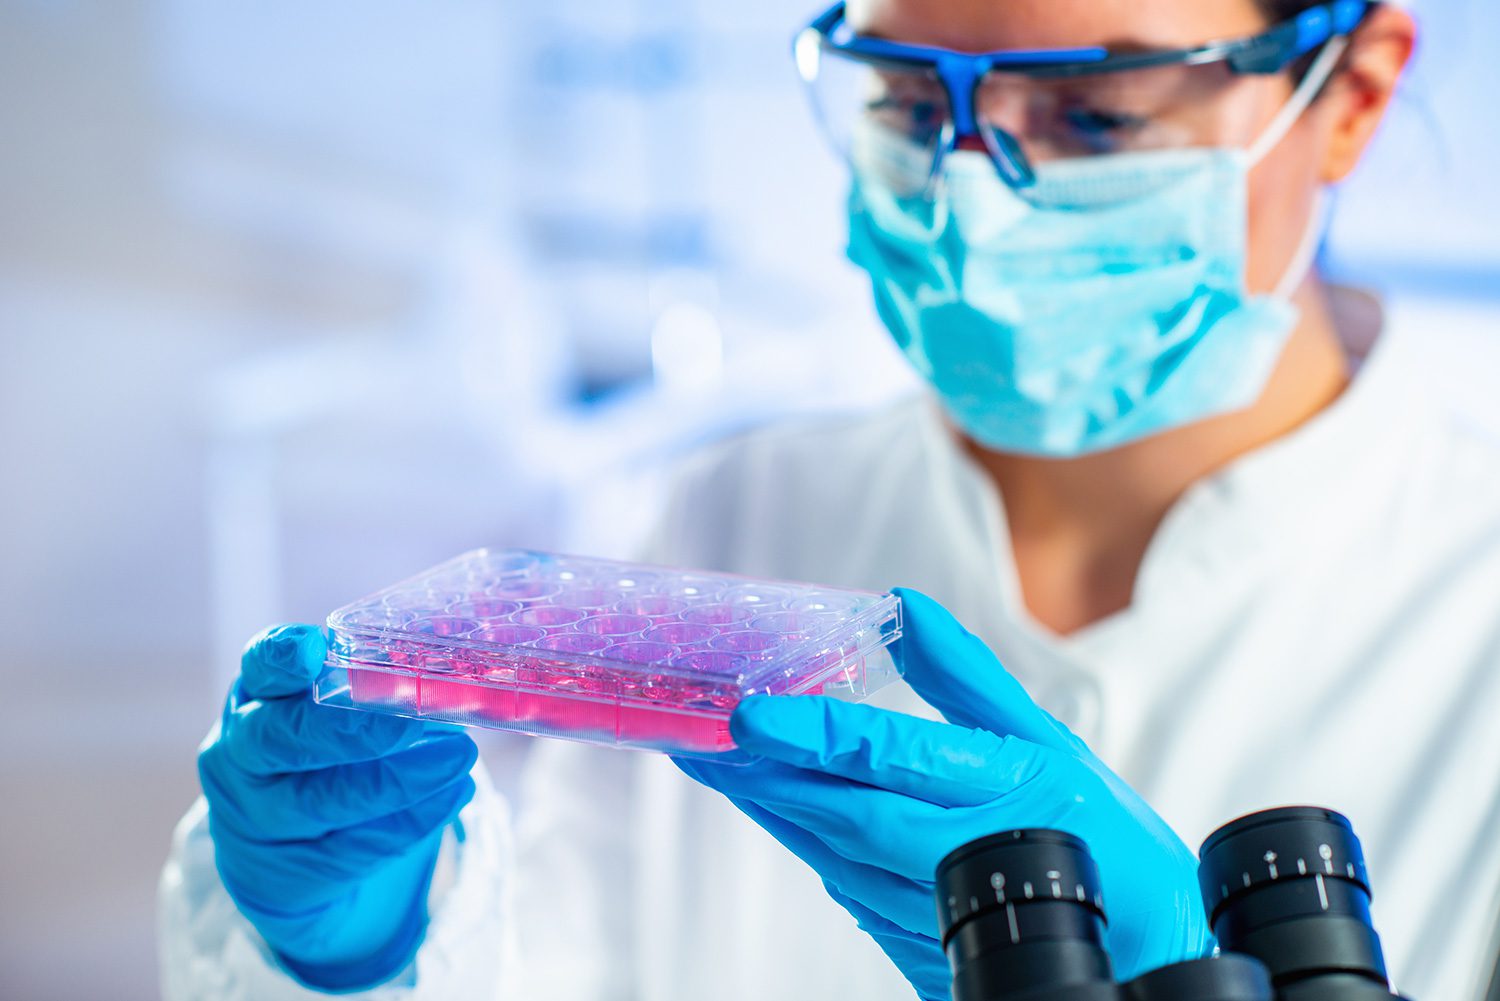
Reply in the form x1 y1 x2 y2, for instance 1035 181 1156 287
846 45 1340 458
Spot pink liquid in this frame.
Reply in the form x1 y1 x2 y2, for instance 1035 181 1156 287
346 661 738 753
617 703 734 753
422 674 516 721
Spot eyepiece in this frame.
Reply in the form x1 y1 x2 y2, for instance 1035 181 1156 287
1198 807 1406 1000
936 829 1118 1001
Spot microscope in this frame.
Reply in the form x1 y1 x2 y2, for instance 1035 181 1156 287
935 807 1412 1000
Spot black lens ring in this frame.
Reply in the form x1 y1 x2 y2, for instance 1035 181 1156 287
1199 806 1371 927
937 829 1107 946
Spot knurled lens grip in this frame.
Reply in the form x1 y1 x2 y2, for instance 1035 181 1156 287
936 829 1116 1001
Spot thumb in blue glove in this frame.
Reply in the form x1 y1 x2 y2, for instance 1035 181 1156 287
197 624 478 991
676 588 1209 1001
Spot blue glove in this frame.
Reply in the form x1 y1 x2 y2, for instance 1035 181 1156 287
197 624 478 991
676 588 1209 1001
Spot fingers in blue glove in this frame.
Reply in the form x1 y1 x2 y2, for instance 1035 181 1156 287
240 623 329 699
730 694 1031 807
684 749 1065 883
200 734 478 841
211 773 476 908
893 588 1086 756
694 690 1207 980
683 696 1104 916
219 692 452 776
219 622 471 776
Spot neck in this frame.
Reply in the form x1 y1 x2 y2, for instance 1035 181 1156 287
965 275 1351 636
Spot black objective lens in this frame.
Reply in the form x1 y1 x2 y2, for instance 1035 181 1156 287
1198 807 1407 1000
936 829 1119 1001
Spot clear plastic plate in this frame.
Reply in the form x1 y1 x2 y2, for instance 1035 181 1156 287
314 549 904 759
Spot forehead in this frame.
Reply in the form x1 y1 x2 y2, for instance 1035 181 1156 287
845 0 1272 52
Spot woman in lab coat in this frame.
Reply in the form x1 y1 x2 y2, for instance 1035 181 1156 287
162 1 1500 999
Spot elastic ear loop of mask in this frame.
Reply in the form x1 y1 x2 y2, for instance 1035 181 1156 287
1271 187 1331 300
1249 37 1350 299
1246 36 1351 166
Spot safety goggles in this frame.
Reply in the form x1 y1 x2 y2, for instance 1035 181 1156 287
794 1 1373 201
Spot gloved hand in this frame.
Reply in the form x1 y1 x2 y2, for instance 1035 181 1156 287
197 623 479 991
676 588 1210 1001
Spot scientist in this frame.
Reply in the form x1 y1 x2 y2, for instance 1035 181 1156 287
161 1 1500 1000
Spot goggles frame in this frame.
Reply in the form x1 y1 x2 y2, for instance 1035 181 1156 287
794 1 1375 189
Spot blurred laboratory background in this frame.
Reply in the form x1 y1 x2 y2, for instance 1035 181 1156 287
0 2 1496 998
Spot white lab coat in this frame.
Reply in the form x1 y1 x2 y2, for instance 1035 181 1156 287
160 292 1500 1001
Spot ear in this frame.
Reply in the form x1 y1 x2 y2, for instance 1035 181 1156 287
1318 5 1417 184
